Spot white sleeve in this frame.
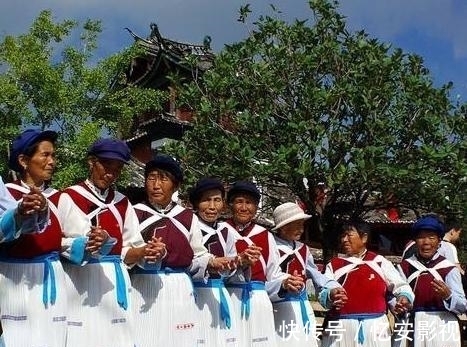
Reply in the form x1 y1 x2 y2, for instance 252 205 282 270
121 202 146 265
0 178 17 213
381 257 414 303
449 243 460 264
438 241 458 264
444 267 467 314
265 232 289 301
306 248 340 292
59 192 91 264
317 262 337 309
187 214 210 280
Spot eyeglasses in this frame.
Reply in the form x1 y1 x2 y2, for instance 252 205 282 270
146 174 171 183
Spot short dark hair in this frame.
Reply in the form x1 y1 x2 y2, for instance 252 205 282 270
340 219 371 238
445 216 462 233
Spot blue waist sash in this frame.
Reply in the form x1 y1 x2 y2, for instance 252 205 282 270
334 312 384 344
226 281 265 319
277 290 311 330
0 251 59 307
194 279 231 329
88 255 128 310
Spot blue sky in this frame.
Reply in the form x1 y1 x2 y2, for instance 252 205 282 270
1 0 466 101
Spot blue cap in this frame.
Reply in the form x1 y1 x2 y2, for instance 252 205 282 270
145 154 183 183
189 177 225 206
9 129 58 172
227 181 261 203
412 215 445 238
87 138 131 164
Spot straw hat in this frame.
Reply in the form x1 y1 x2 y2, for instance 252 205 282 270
272 202 311 231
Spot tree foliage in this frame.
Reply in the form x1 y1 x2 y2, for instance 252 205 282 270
0 10 167 187
169 0 467 254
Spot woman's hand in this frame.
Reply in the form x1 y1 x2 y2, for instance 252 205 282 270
18 186 47 215
144 236 166 263
86 226 109 255
237 244 262 267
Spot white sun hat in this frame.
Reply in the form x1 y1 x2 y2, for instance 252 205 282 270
272 202 312 231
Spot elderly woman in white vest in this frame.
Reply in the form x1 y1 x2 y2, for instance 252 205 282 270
0 175 49 347
224 181 304 347
58 138 154 347
189 177 240 347
130 155 231 347
398 215 467 347
1 129 66 347
270 202 347 347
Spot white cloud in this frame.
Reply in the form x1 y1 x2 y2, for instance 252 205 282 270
339 0 467 59
1 0 466 97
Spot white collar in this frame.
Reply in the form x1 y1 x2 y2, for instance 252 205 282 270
85 179 109 202
20 180 45 192
150 201 175 214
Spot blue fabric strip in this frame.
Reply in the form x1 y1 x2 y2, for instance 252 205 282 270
89 255 127 310
318 287 331 308
279 290 310 331
226 281 265 320
194 279 232 329
98 237 117 256
0 252 59 307
0 209 18 242
337 313 384 344
69 237 87 264
398 291 414 304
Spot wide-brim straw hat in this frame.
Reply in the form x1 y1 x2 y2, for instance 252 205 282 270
272 202 311 231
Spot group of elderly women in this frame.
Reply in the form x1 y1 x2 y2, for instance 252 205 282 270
0 128 465 347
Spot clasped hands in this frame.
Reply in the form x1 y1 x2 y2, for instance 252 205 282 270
329 287 348 310
237 244 262 267
281 270 305 293
143 235 167 263
208 244 263 273
18 186 47 215
86 226 111 255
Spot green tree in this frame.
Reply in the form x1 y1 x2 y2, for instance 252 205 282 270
169 0 467 258
0 10 167 186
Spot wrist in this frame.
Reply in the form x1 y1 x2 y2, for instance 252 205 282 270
40 201 48 212
208 255 217 268
16 201 25 216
